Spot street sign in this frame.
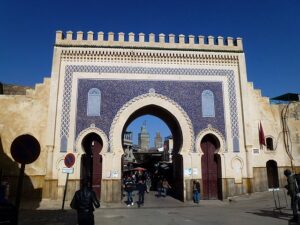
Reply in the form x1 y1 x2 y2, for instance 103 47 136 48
62 167 74 174
10 134 41 225
10 134 41 164
64 153 75 168
61 154 74 211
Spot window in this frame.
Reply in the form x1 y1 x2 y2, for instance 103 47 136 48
60 135 67 152
266 137 274 150
233 136 240 152
87 88 101 116
202 90 215 117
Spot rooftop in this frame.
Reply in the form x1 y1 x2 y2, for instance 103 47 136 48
55 31 243 52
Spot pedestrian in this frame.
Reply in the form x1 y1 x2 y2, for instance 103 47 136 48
124 176 135 206
136 179 146 207
156 179 163 197
70 180 100 225
162 178 171 197
146 176 152 193
192 180 201 204
284 169 299 223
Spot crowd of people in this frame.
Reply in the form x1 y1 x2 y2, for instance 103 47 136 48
122 170 175 207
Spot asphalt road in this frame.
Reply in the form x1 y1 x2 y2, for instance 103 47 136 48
18 190 295 225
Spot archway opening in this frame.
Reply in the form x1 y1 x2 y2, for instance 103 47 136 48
201 134 222 200
266 160 279 189
80 132 103 199
121 104 184 201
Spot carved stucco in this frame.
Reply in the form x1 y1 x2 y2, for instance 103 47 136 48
75 124 109 155
231 156 244 183
195 124 226 154
109 92 194 155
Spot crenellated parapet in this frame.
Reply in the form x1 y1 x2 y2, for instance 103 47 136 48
55 31 243 52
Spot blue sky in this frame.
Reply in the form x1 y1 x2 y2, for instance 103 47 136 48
1 0 299 144
127 115 171 147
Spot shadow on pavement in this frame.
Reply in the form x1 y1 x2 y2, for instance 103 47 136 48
246 209 291 221
19 209 77 225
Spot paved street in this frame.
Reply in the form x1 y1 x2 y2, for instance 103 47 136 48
19 190 295 225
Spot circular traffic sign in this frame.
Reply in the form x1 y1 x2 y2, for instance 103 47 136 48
64 153 75 168
10 134 41 164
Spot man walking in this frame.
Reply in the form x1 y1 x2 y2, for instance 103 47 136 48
70 180 100 225
124 176 135 206
192 180 201 204
284 169 299 223
136 179 146 207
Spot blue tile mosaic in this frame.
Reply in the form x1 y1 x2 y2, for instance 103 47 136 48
59 65 240 152
76 79 225 140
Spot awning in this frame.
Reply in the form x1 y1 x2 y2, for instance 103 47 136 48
271 93 300 102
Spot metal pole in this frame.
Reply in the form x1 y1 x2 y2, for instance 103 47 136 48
272 189 278 209
15 163 25 225
62 173 69 211
276 190 281 211
283 188 289 208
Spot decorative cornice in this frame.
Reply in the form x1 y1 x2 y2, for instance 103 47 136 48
59 47 239 66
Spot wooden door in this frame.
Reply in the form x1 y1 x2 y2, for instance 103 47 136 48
266 160 279 188
81 154 92 187
92 140 103 199
201 136 218 199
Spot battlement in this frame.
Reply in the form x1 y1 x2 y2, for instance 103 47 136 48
55 31 243 52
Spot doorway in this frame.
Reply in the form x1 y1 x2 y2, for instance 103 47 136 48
81 132 103 199
201 134 222 200
121 105 184 201
266 160 279 188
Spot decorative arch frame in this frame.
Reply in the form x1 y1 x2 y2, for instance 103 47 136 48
231 156 244 184
109 92 194 154
231 156 244 170
75 124 109 155
195 125 226 154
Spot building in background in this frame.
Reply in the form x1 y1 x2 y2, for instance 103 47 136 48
138 122 150 151
163 135 173 162
154 131 163 149
123 131 135 162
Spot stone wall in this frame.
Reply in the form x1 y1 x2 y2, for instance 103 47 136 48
0 78 50 200
0 83 33 95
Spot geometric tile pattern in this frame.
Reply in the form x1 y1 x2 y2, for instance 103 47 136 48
60 65 239 151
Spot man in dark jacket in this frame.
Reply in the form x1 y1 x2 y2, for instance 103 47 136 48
124 176 135 206
284 169 299 223
70 181 100 225
136 179 146 207
193 180 201 204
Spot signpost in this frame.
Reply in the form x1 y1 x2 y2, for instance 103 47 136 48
62 153 75 210
64 153 75 168
10 134 41 225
